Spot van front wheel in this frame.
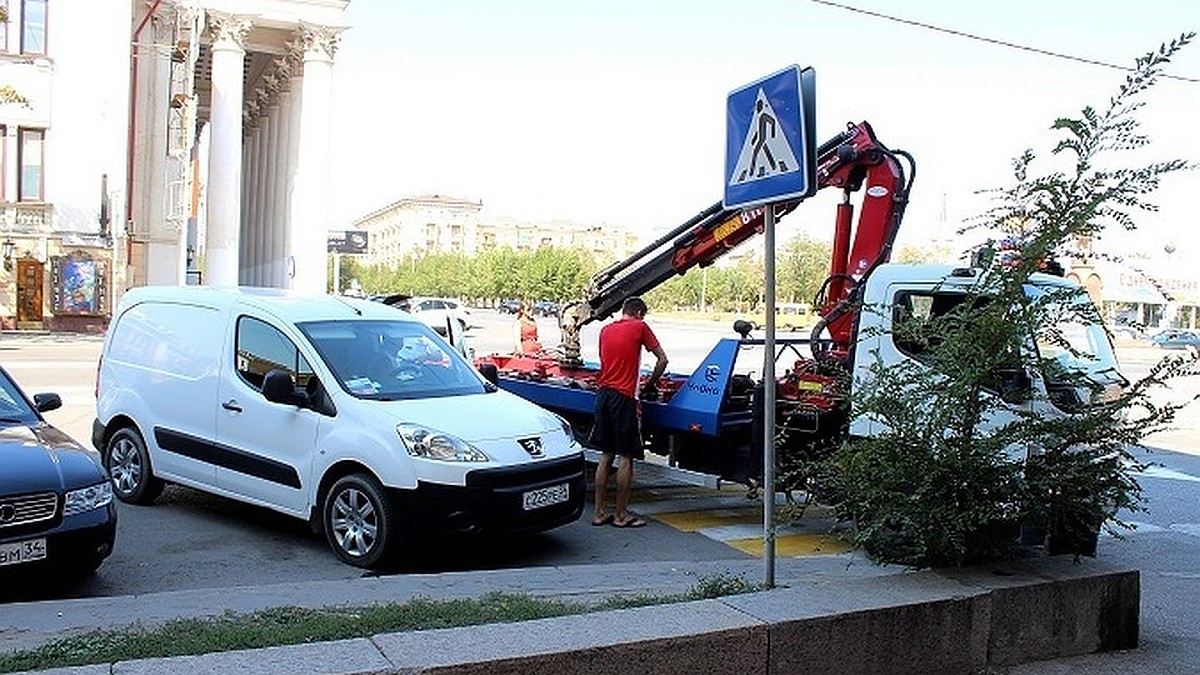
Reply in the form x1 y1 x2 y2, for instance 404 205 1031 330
105 427 164 505
323 474 396 568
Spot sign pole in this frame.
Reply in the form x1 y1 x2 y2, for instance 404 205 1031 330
332 251 341 294
763 203 777 588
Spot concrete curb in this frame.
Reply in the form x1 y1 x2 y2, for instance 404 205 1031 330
13 557 1138 675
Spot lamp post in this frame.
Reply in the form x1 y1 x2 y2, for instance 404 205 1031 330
2 239 14 272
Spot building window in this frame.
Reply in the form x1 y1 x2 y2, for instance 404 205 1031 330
18 128 43 201
21 0 46 55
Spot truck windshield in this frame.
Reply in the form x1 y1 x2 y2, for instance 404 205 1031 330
299 320 486 400
1026 282 1124 411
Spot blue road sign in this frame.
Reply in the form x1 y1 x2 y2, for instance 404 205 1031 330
723 66 817 210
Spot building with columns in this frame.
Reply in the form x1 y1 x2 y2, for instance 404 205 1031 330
352 194 642 270
0 0 349 331
129 0 348 297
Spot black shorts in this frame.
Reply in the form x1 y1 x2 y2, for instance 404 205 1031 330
589 387 644 459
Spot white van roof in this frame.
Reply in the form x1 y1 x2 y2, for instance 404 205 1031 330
118 286 416 324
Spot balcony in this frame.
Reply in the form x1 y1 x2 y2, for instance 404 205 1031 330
0 202 51 232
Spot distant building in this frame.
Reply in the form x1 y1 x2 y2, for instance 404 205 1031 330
1067 258 1198 329
350 194 641 267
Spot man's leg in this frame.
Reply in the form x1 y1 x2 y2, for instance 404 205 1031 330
615 454 634 521
593 452 615 522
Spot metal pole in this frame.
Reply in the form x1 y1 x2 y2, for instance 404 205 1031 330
763 203 777 588
332 251 340 294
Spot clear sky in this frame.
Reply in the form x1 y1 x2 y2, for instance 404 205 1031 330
329 0 1200 264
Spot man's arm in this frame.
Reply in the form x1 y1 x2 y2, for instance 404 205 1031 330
640 344 668 402
646 344 668 386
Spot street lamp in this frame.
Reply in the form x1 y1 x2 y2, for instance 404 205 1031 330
2 239 14 272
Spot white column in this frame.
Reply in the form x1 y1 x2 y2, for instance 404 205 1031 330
204 13 251 288
271 57 295 288
252 107 271 285
279 57 303 287
144 15 178 285
264 100 282 287
240 112 258 285
289 24 341 294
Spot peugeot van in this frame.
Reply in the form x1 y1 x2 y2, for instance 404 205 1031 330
93 287 584 568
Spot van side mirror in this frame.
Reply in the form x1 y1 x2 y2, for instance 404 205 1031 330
262 369 310 407
478 362 499 386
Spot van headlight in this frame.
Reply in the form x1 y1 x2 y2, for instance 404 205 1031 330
64 481 113 516
555 414 577 444
397 423 489 462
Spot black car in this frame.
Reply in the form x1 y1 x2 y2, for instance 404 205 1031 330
0 367 116 576
499 299 521 314
369 293 412 313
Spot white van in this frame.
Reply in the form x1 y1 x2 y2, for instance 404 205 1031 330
93 287 584 568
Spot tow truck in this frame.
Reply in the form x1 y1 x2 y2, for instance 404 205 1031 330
474 121 1124 488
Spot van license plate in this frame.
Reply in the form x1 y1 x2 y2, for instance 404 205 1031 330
0 538 47 567
523 483 569 511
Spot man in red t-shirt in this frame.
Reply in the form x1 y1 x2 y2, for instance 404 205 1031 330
590 297 668 528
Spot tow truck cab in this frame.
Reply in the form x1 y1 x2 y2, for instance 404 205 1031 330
851 263 1125 447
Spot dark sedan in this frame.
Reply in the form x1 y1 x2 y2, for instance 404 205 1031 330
0 367 116 577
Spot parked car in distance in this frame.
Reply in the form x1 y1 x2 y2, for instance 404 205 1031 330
1 367 116 577
532 300 560 318
1108 323 1146 341
1149 329 1200 353
409 297 473 331
369 293 412 313
498 299 521 314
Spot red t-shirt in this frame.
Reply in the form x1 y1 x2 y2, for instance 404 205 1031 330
596 317 660 398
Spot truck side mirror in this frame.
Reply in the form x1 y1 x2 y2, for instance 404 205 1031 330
262 369 310 407
993 367 1032 405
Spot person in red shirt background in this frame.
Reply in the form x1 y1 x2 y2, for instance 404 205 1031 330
590 297 668 528
513 301 542 355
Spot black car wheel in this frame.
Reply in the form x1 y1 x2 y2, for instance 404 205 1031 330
323 473 397 568
104 427 164 505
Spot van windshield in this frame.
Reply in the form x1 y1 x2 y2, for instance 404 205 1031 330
299 320 486 400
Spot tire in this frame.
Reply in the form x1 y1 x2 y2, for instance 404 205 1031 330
104 427 164 505
323 473 397 568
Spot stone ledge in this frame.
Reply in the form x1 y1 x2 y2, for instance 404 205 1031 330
21 558 1138 675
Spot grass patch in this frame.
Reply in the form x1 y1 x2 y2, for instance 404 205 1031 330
0 573 757 673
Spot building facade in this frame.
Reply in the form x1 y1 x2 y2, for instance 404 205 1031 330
352 194 642 269
0 0 128 331
0 0 349 332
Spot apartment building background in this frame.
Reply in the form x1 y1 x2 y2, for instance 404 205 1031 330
351 194 642 269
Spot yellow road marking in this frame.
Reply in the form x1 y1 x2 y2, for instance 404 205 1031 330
725 533 854 557
653 509 759 532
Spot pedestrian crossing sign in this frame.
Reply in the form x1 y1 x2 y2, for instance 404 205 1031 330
723 65 817 209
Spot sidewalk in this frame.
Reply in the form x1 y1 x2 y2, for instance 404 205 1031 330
0 555 1145 675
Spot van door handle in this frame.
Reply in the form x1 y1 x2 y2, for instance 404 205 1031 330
222 399 243 413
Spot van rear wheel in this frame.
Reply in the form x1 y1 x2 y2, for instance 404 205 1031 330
323 473 396 568
104 427 164 505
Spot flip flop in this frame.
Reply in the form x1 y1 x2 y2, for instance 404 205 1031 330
611 516 647 528
591 514 615 526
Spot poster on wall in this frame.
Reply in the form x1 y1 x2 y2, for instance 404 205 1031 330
51 253 106 315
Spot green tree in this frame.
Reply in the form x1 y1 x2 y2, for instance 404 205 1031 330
777 235 832 306
816 35 1196 568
